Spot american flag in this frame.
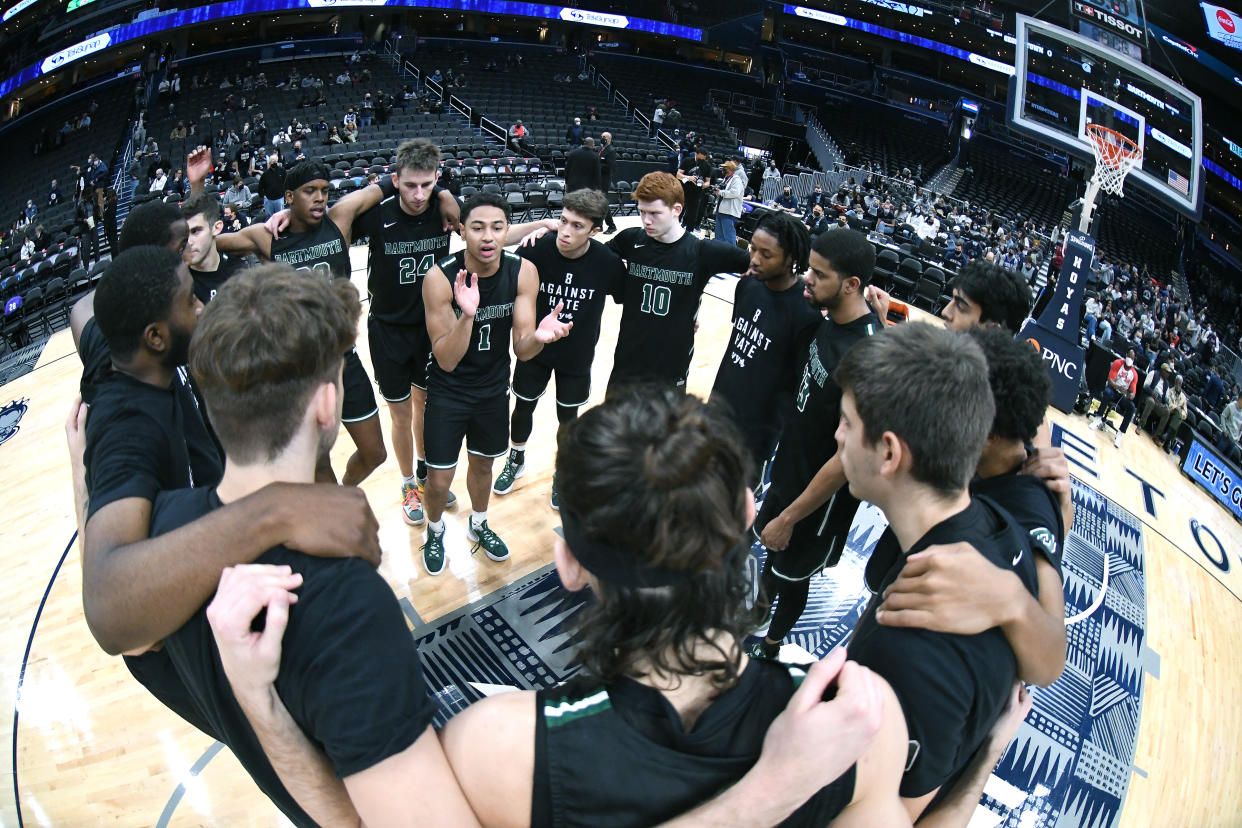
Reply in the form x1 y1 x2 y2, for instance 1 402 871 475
1168 169 1190 196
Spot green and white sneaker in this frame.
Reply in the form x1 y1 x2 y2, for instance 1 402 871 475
745 639 780 661
421 526 446 575
401 482 425 526
468 520 510 562
492 456 526 495
549 474 559 511
417 474 457 509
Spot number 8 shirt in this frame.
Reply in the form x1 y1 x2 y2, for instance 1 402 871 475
605 228 748 392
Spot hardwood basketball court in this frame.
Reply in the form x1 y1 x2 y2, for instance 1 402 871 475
1 221 1240 826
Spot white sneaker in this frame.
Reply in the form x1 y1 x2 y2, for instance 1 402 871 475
1113 431 1122 448
1092 417 1104 430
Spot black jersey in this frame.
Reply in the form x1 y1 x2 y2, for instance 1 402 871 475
849 496 1038 802
78 316 113 404
533 659 855 827
270 217 351 280
354 191 452 324
518 233 625 374
426 250 520 397
150 488 436 828
767 312 881 500
605 228 748 385
864 469 1066 594
712 276 822 441
190 253 247 304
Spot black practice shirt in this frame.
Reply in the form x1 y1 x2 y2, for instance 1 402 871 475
270 217 351 280
712 276 822 440
518 233 625 374
605 228 748 385
848 497 1038 801
533 659 855 827
83 365 222 522
150 487 436 828
77 316 113 405
190 253 247 304
426 250 520 398
353 190 452 325
767 312 881 500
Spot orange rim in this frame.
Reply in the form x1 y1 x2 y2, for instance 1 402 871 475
1085 124 1142 169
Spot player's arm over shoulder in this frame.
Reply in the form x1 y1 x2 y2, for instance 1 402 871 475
216 223 273 258
439 689 536 828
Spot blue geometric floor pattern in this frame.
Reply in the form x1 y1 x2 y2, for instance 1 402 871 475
416 478 1145 827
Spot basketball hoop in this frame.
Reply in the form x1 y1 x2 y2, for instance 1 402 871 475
1085 124 1142 198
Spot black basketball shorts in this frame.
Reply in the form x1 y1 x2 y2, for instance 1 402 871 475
423 388 509 469
342 347 379 423
512 357 591 408
368 316 433 402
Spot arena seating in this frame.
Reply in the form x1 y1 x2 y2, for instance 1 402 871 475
953 140 1076 229
588 53 757 161
402 44 657 164
819 103 951 182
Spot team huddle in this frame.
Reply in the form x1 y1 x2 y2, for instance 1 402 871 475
66 138 1074 826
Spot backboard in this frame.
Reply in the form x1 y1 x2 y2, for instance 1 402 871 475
1008 14 1203 220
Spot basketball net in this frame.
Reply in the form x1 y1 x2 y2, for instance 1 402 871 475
1080 124 1142 233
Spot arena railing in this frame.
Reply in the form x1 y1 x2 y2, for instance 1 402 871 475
479 116 506 145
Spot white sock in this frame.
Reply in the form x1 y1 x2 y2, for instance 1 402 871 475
428 519 445 534
471 510 487 529
402 474 417 487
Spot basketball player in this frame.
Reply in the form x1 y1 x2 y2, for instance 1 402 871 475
70 200 190 404
711 211 822 478
181 190 248 303
873 327 1067 687
522 173 749 394
68 248 377 742
604 172 749 394
865 261 1032 335
143 265 475 827
750 228 881 661
204 388 1023 827
419 192 572 575
348 138 461 525
187 147 391 485
491 189 626 507
835 322 1039 819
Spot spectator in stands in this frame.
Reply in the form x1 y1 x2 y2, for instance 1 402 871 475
221 203 247 232
343 109 359 142
259 154 285 219
1092 349 1139 449
598 132 618 233
149 169 169 193
1220 389 1242 455
49 179 61 206
326 125 343 145
1137 363 1174 434
360 93 375 126
171 121 188 140
234 139 256 177
564 137 601 194
565 117 585 146
760 161 782 203
19 236 34 260
222 175 253 210
508 119 532 153
168 169 188 199
651 102 665 138
336 70 351 85
1204 365 1225 409
1084 294 1102 343
32 225 49 252
775 186 799 214
24 200 36 223
375 92 392 125
288 142 307 164
96 187 119 255
1157 377 1188 453
807 204 831 237
664 104 682 132
714 160 745 247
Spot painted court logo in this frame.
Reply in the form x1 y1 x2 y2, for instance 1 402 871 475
0 398 28 447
